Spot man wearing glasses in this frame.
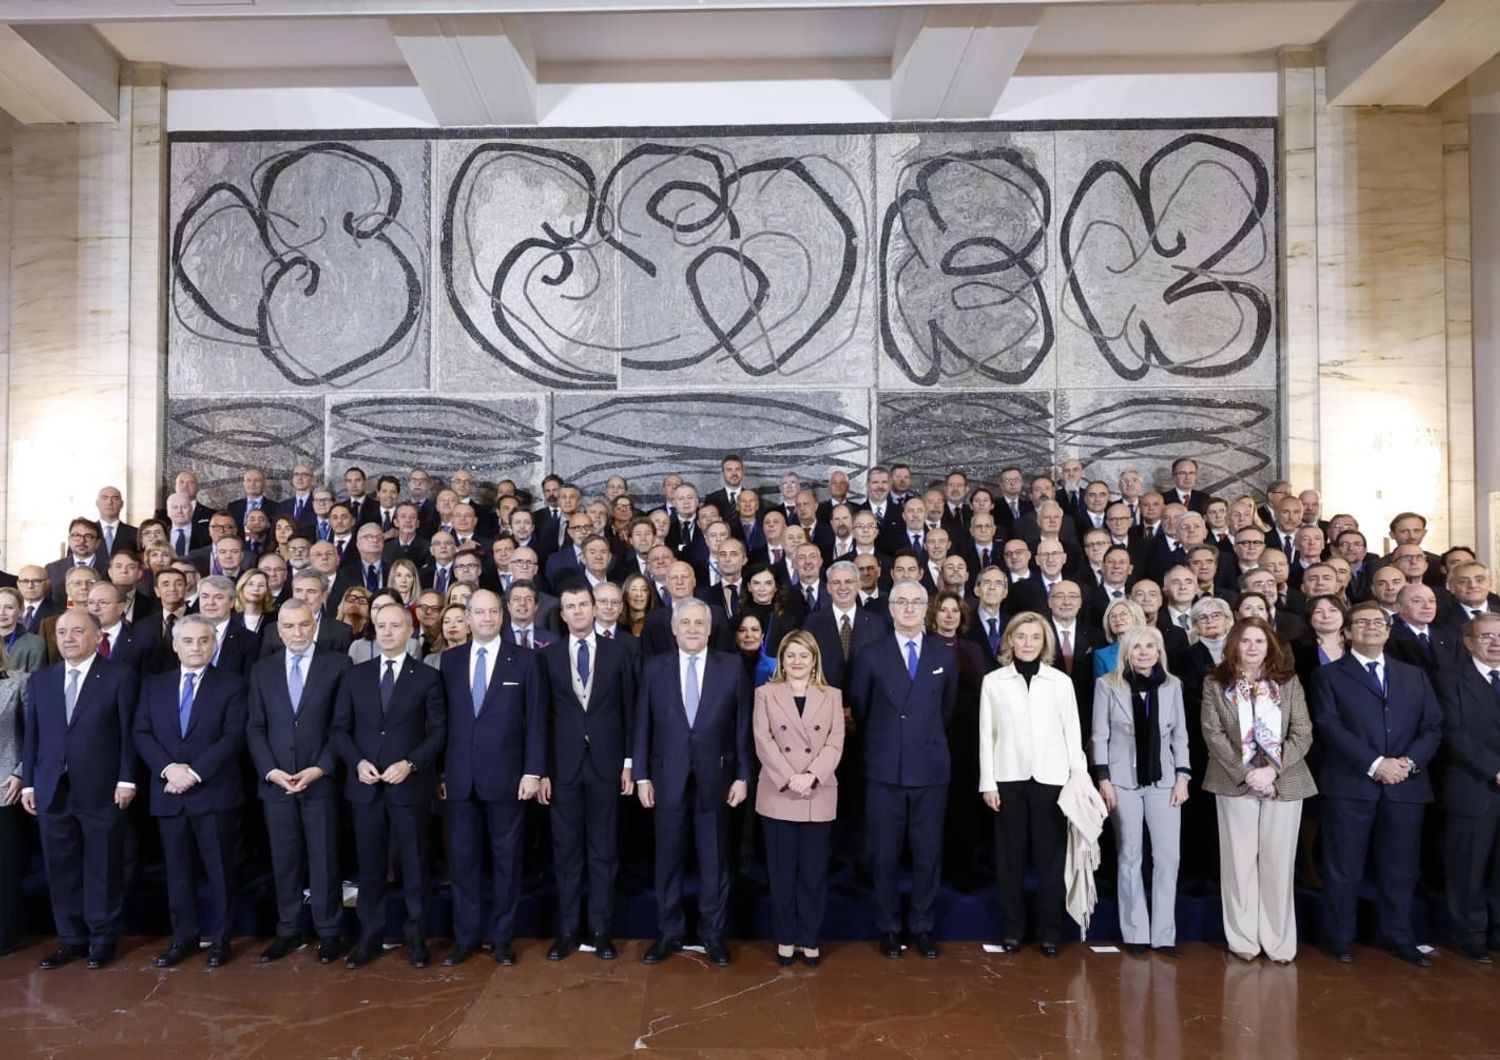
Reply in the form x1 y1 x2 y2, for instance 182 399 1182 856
1313 600 1443 967
46 519 110 604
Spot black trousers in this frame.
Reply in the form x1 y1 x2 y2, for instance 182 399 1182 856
351 799 431 943
0 802 29 949
1446 804 1500 947
550 767 620 938
654 773 731 942
1320 796 1424 946
993 780 1066 945
38 778 126 948
762 817 831 948
868 780 946 935
262 793 342 939
158 809 239 946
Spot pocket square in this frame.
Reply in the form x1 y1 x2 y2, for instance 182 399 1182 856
931 667 945 675
502 680 520 687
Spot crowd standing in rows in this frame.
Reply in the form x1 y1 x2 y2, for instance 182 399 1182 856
1 456 1497 974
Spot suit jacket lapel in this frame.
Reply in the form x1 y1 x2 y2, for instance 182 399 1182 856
185 669 207 738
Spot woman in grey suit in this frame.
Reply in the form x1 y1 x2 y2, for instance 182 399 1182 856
1092 625 1191 956
0 587 46 672
0 641 27 953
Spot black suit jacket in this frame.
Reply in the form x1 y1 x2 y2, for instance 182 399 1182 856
104 523 139 557
44 554 110 603
641 602 732 657
259 616 354 658
633 648 752 812
331 654 446 805
133 665 247 816
1387 620 1463 675
23 658 139 813
803 606 890 692
100 620 159 676
211 614 264 679
383 536 431 568
541 634 637 785
1437 662 1500 815
246 647 351 799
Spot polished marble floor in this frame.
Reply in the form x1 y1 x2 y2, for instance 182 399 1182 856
2 937 1496 1057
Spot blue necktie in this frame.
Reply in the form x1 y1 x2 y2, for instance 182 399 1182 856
1488 669 1500 701
577 639 590 686
318 520 330 541
987 618 1001 655
684 654 700 728
472 646 487 716
288 653 304 714
436 567 449 593
294 497 306 521
1367 660 1384 696
366 564 380 591
179 671 196 737
906 640 919 681
380 659 396 713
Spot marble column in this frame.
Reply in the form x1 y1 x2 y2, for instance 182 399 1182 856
1278 51 1474 551
3 64 166 567
0 119 11 569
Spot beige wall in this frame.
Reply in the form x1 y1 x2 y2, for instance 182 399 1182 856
1280 49 1475 555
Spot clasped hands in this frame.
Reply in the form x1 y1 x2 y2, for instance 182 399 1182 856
266 766 326 794
356 759 413 786
1373 757 1414 786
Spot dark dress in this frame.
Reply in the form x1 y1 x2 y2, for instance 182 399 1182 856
939 632 988 885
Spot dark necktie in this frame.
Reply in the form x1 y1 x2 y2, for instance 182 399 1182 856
22 605 35 631
165 612 177 639
337 539 347 558
99 631 112 659
175 529 188 556
1489 669 1500 701
805 585 816 609
380 659 396 713
366 564 380 591
518 629 531 649
772 547 782 565
1417 631 1433 660
436 567 449 593
981 547 990 568
293 497 306 521
987 617 1001 655
600 628 613 639
839 613 853 660
1367 660 1385 695
576 640 590 686
911 534 922 551
726 584 740 613
382 511 393 532
681 521 693 544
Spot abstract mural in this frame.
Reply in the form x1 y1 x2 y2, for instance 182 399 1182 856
167 121 1278 506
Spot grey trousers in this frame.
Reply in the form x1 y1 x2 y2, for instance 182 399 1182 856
1111 784 1181 946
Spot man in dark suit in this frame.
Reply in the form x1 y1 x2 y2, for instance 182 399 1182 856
340 466 381 528
880 498 931 560
246 600 352 964
331 524 391 605
333 603 447 969
803 560 888 693
259 571 354 657
1387 583 1462 675
86 582 159 676
21 610 139 970
45 518 111 604
1438 560 1500 632
634 599 752 967
439 589 547 967
132 615 247 968
1436 613 1500 961
540 585 638 961
383 502 431 567
703 454 747 523
1049 580 1101 727
1166 457 1209 515
993 467 1034 536
94 486 138 557
226 467 275 535
1313 601 1443 967
849 582 958 960
966 567 1010 665
15 566 59 635
642 562 731 657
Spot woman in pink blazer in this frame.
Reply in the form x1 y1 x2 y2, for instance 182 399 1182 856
754 630 845 967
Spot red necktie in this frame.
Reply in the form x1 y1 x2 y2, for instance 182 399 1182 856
99 632 112 659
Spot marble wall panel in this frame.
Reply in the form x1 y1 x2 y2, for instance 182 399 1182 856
876 391 1053 490
551 389 870 505
168 138 431 395
328 395 546 487
166 397 324 507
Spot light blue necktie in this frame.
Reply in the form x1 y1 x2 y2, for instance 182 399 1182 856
472 646 488 716
906 640 919 682
179 671 196 737
684 654 700 728
288 654 304 714
65 668 81 725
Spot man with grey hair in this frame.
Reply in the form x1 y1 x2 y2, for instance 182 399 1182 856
849 580 957 960
133 613 248 968
635 597 752 967
196 574 258 679
259 570 353 657
22 607 139 970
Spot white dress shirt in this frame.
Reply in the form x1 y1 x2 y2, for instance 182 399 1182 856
1350 649 1391 777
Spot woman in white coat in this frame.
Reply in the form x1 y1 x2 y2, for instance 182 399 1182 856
1092 625 1191 956
978 612 1089 957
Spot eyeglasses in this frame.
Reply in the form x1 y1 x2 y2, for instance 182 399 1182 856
891 600 926 608
1473 632 1500 643
1349 618 1388 629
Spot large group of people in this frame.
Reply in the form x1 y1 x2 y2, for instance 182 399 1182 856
1 454 1497 976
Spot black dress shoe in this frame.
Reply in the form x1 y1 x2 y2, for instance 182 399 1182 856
704 939 731 967
39 943 86 970
494 942 517 966
547 934 577 961
206 944 233 968
801 951 821 969
1123 943 1148 956
912 933 939 959
87 944 117 969
259 936 302 963
1153 945 1181 958
999 939 1021 955
409 941 430 968
345 939 382 969
443 943 480 967
591 934 617 960
318 937 348 964
1458 943 1493 964
1390 944 1431 968
879 932 903 960
1325 943 1353 963
155 941 203 968
643 937 683 964
1040 942 1060 958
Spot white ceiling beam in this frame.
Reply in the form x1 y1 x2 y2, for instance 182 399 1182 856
0 23 118 124
889 5 1038 120
388 14 536 125
1327 0 1500 107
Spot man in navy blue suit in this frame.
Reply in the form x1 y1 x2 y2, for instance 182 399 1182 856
539 584 637 961
439 588 546 967
247 600 352 965
634 598 752 967
1314 599 1443 967
848 581 957 960
132 614 247 968
21 610 139 970
333 602 447 969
